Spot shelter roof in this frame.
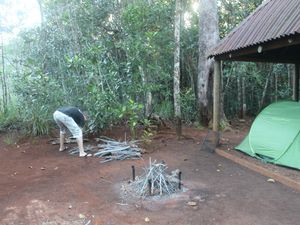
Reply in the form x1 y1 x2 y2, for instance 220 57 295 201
210 0 300 63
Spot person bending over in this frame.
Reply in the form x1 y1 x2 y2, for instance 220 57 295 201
53 106 91 157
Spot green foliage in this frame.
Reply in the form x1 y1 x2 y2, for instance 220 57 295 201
194 122 205 130
12 66 64 135
0 105 21 131
2 130 25 146
141 128 155 145
28 113 51 136
223 62 292 118
181 88 198 122
120 0 174 109
3 134 16 145
219 0 264 38
84 87 120 132
0 0 294 135
118 99 144 139
154 100 173 119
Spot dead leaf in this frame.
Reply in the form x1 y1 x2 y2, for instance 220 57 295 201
79 213 85 219
187 201 197 206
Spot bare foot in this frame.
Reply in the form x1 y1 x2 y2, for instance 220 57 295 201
59 147 68 152
79 152 92 157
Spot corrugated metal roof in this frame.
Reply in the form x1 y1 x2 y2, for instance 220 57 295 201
210 0 300 57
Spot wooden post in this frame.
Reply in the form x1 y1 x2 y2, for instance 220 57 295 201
213 60 221 147
213 60 221 140
293 64 299 101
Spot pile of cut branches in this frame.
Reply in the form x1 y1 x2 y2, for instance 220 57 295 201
94 137 142 163
50 136 143 162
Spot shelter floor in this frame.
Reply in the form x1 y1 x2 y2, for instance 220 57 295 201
0 125 300 225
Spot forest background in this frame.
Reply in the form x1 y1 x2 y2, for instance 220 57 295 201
0 0 294 136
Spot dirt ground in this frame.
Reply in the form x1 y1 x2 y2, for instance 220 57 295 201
1 123 300 225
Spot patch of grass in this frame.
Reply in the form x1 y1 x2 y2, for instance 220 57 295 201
193 121 205 130
0 106 22 132
141 129 155 145
154 101 173 119
3 133 18 145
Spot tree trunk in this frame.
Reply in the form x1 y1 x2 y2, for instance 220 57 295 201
294 64 300 101
1 35 8 113
274 73 278 102
241 77 246 118
259 66 273 112
237 76 242 118
37 0 44 25
288 64 295 99
197 0 219 126
174 0 182 138
139 66 152 117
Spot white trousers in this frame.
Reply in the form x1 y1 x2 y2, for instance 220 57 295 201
53 110 82 138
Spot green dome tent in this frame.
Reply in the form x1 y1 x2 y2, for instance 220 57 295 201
236 101 300 170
